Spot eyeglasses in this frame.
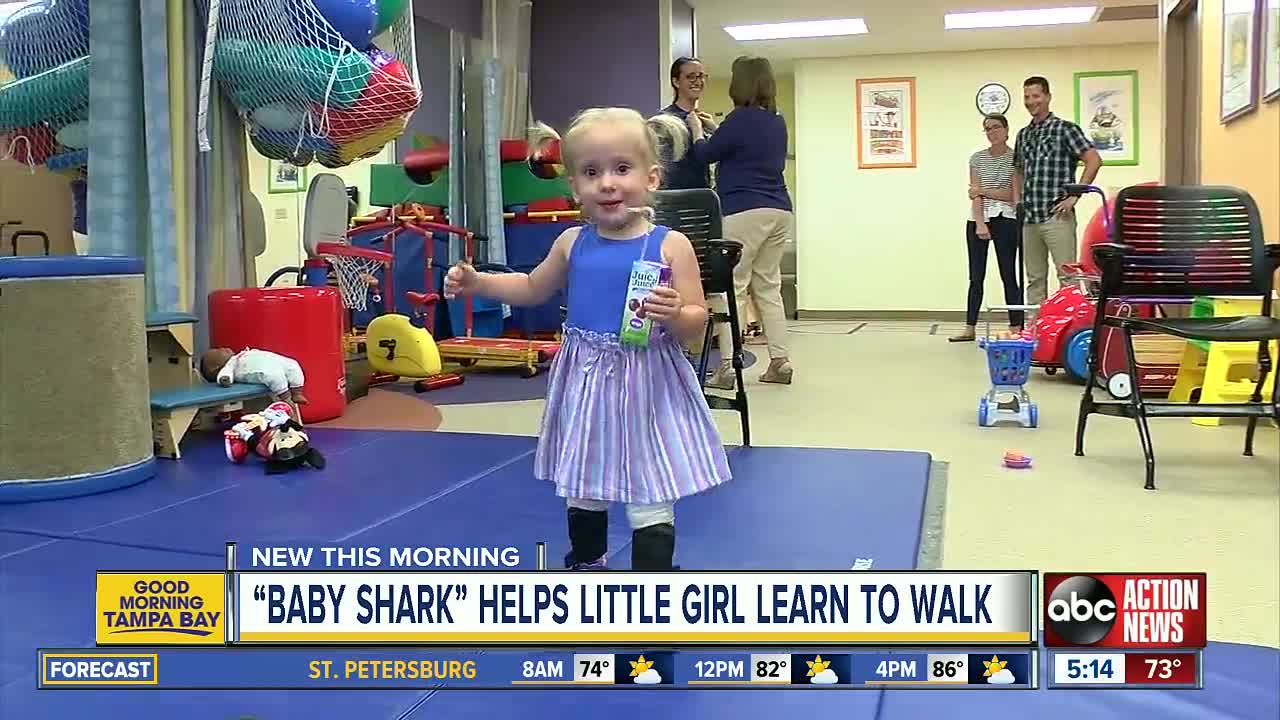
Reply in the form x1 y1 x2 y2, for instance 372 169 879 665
683 73 708 82
983 125 1004 133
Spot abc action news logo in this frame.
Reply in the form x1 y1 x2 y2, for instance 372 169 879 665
1043 573 1207 648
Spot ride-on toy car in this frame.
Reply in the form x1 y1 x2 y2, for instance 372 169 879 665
1030 185 1185 399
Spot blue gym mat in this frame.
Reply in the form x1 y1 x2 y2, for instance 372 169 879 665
1 428 1276 719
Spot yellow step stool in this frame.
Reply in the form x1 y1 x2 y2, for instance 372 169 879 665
1168 296 1279 426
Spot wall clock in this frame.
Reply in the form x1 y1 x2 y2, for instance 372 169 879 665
976 82 1011 115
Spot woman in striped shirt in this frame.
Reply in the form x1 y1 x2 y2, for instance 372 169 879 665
950 113 1025 342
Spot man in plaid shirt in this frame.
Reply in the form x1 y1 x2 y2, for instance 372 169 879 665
1012 76 1102 308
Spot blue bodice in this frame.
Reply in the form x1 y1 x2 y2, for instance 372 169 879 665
563 223 669 336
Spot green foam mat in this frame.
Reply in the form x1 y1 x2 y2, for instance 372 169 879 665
501 162 571 206
369 162 448 207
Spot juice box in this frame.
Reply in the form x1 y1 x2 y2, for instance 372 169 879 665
620 260 672 347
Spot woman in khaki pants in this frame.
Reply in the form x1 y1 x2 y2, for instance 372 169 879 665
685 56 794 387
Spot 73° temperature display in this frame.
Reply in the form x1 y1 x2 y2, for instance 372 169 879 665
1050 651 1200 689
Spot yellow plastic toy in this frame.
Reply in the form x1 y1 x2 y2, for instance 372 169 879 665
364 314 463 392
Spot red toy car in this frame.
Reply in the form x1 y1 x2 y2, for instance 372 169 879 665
1029 184 1181 400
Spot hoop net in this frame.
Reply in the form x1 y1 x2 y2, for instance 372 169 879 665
197 0 421 169
0 0 90 175
317 242 391 312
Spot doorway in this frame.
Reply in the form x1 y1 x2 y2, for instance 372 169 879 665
1164 0 1201 185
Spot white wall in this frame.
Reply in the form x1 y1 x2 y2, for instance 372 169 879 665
244 140 393 283
794 43 1162 313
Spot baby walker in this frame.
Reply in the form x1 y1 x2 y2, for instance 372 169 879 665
977 333 1039 428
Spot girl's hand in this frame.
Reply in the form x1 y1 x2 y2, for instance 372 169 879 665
640 286 684 323
696 110 717 133
976 222 991 240
444 262 479 299
968 185 982 200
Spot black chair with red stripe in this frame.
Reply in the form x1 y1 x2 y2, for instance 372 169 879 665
1069 183 1280 490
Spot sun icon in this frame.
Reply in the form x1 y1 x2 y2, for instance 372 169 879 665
982 655 1008 677
806 655 831 677
629 655 654 677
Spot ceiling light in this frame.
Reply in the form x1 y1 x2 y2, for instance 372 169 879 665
724 19 868 41
944 6 1097 30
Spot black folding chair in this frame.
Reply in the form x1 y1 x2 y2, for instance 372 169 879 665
651 188 751 447
1069 183 1280 490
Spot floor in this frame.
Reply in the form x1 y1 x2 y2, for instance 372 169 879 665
1 319 1277 718
436 320 1280 650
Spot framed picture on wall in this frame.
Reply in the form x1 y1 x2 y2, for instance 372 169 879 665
268 159 306 194
1073 70 1139 166
1220 0 1261 122
856 77 916 169
1263 0 1279 102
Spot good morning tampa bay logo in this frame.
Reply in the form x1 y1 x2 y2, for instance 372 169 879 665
101 579 222 637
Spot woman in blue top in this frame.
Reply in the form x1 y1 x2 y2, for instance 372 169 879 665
684 56 794 387
660 56 716 190
445 108 732 572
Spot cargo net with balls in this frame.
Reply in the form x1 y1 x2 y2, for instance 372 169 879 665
0 0 90 176
198 0 421 169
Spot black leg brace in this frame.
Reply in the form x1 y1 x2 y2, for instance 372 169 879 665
631 523 675 570
565 507 608 569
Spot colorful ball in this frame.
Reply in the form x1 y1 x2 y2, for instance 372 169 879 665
303 0 378 49
55 119 87 148
2 125 55 165
0 0 89 78
0 2 49 79
44 0 89 54
248 130 319 165
372 0 407 36
251 102 306 133
314 48 418 142
215 39 371 111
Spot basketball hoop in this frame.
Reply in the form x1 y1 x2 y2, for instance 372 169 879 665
316 242 393 312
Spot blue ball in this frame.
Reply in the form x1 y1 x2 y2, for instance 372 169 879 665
0 0 88 78
0 2 49 79
43 0 89 61
293 0 378 49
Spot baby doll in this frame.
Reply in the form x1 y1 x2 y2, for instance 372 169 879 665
199 347 309 405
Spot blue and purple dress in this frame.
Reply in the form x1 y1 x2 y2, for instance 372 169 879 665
534 222 733 504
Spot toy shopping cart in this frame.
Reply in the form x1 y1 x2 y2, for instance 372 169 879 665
978 336 1039 428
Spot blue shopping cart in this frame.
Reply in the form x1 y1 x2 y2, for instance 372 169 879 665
977 336 1038 428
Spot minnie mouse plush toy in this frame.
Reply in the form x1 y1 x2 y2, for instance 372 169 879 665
225 402 326 474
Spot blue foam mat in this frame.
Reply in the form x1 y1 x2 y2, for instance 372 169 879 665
1 428 1276 719
0 430 529 540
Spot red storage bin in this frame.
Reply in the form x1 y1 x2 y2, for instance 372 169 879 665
207 286 346 423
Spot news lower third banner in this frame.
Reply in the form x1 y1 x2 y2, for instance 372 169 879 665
95 569 1037 646
40 647 1040 689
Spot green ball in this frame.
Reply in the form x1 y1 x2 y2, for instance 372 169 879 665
373 0 407 35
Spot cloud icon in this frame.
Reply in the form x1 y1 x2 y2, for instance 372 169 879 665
988 668 1015 685
810 668 838 685
634 668 662 685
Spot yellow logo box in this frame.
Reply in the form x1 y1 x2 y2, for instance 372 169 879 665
96 573 226 645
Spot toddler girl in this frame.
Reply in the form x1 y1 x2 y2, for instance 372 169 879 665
445 107 732 570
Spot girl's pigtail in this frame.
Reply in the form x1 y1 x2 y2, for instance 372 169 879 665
647 113 689 163
527 121 562 163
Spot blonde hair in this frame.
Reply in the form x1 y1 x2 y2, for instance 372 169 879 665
527 107 689 179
